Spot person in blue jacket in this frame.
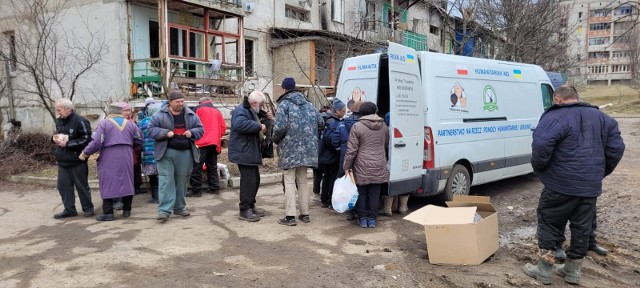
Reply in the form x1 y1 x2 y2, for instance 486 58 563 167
318 99 346 208
523 85 625 285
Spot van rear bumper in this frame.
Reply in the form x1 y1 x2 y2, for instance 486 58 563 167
412 169 441 197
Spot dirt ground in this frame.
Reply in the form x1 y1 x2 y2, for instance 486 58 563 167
1 118 639 287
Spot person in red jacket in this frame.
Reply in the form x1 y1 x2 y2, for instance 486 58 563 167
187 97 227 197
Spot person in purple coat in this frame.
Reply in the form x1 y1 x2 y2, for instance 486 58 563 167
80 102 143 221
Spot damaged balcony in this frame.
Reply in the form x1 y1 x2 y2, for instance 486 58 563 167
129 0 244 99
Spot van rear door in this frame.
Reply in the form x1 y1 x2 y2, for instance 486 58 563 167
387 43 424 196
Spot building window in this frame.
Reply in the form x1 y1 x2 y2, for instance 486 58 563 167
578 12 582 19
589 51 610 59
588 37 609 45
286 5 310 22
577 54 581 60
3 31 17 72
589 23 611 30
430 25 439 35
590 9 610 17
612 51 630 59
611 64 629 72
615 6 633 15
588 65 609 74
363 1 376 31
332 0 344 23
244 39 254 77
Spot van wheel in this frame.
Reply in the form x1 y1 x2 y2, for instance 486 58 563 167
445 164 470 201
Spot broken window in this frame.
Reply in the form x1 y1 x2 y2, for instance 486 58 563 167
244 39 254 77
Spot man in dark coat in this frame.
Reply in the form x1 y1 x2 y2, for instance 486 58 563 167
318 98 346 208
523 85 625 285
229 91 270 222
51 98 94 219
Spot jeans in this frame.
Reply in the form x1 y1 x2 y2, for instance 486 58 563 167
238 164 260 211
537 188 596 259
57 162 93 213
189 145 220 193
284 167 309 217
356 184 381 219
157 148 193 215
320 163 339 205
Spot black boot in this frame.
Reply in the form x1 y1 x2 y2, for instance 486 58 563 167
588 243 609 256
148 186 159 204
96 214 115 221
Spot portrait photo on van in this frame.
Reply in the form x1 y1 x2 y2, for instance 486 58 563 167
449 82 469 113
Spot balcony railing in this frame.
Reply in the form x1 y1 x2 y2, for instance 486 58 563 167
356 20 427 51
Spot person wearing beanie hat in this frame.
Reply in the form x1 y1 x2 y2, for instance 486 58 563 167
317 98 347 208
272 80 324 226
148 89 204 222
281 77 296 91
358 101 378 116
333 99 364 220
144 97 156 107
80 102 143 221
343 101 389 228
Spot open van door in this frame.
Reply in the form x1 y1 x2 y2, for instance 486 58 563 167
387 43 424 196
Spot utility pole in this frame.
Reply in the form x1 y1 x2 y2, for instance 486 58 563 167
4 61 15 121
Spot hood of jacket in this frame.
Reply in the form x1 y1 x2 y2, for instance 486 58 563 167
358 114 384 130
278 90 308 106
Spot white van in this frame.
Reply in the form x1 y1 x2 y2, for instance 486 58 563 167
336 43 554 200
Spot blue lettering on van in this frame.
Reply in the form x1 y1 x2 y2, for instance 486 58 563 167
357 63 378 71
389 53 406 62
474 69 511 77
437 124 533 137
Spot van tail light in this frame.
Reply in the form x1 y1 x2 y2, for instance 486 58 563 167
423 126 435 169
393 128 403 138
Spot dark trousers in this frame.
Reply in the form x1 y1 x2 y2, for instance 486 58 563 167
320 163 339 205
134 164 143 193
148 174 159 191
103 196 133 214
312 167 324 194
356 184 381 219
559 209 599 247
57 162 93 213
238 164 260 211
537 188 597 259
190 145 220 193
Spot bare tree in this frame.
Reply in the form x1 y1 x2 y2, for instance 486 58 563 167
0 0 108 121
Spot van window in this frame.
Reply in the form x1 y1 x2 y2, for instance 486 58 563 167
541 84 554 111
377 54 390 117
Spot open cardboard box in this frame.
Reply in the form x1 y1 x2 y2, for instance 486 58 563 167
403 195 499 265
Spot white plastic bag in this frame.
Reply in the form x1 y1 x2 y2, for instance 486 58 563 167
332 172 359 213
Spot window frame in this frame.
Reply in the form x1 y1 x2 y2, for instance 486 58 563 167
244 38 255 78
3 31 17 72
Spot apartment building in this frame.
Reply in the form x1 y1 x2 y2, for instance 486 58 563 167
564 0 639 85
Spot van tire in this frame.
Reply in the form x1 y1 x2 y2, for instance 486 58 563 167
444 164 470 201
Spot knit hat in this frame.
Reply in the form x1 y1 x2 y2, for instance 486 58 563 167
359 102 377 116
120 102 131 112
332 98 346 111
144 97 156 106
351 101 364 113
282 77 296 90
107 102 123 115
168 90 185 101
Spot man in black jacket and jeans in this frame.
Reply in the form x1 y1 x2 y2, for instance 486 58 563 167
51 98 94 219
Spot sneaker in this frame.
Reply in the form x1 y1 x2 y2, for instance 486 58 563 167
251 207 266 217
239 210 260 222
157 213 169 222
206 189 220 195
320 202 330 208
359 217 368 228
185 192 202 197
113 202 124 210
174 210 191 217
96 214 114 221
278 217 297 226
367 218 377 228
53 211 78 219
123 210 131 218
83 210 95 217
297 214 310 223
346 212 356 221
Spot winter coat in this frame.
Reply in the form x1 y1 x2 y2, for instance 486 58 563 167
272 90 323 169
318 112 341 164
343 114 389 185
531 102 625 197
53 112 92 167
228 97 263 166
148 106 204 162
194 102 227 153
333 113 360 175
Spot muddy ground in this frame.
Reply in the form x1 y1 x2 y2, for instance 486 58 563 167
1 118 639 287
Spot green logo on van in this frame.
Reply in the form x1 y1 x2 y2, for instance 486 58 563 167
483 85 498 111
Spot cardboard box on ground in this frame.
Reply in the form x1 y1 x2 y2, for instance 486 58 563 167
403 195 499 265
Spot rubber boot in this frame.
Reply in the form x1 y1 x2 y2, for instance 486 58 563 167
398 195 410 215
379 196 394 216
148 186 159 204
555 258 582 285
522 250 554 285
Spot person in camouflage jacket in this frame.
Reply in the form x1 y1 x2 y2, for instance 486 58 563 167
272 77 323 226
